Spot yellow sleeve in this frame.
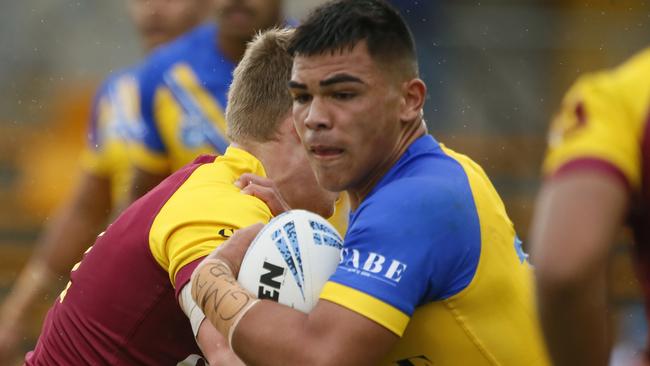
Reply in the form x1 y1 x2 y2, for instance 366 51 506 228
79 93 113 178
320 282 409 336
80 146 111 177
149 163 273 287
543 60 650 190
128 141 171 175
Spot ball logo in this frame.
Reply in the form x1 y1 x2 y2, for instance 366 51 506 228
310 220 343 249
258 261 285 301
271 221 306 300
239 209 343 313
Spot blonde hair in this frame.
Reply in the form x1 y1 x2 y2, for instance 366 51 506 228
226 27 295 143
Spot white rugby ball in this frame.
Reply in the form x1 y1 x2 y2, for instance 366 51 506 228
237 209 343 313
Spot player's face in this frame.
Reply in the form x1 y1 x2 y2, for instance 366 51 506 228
290 42 405 195
267 115 338 218
213 0 282 40
128 0 210 50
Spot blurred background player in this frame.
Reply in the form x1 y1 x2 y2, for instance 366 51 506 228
0 0 211 362
128 0 350 235
128 0 284 197
531 48 650 366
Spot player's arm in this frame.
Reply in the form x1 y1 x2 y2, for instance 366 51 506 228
532 67 643 365
192 181 463 365
0 171 111 359
128 167 167 202
191 225 398 366
178 281 246 366
530 169 628 366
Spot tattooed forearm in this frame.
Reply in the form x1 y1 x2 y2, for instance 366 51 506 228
191 259 260 345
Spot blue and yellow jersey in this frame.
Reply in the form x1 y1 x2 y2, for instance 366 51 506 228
80 68 141 209
320 135 549 365
130 23 234 174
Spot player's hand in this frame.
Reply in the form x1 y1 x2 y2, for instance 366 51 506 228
207 223 264 277
236 173 290 216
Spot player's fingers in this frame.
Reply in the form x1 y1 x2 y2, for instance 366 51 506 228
231 223 264 244
241 184 289 216
235 173 273 190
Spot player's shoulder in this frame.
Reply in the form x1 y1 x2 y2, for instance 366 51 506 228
360 144 477 226
136 23 216 86
610 47 650 81
93 65 138 100
570 47 650 98
167 151 267 209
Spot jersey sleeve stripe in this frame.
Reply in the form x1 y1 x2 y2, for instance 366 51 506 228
547 157 631 191
319 281 409 336
174 256 205 298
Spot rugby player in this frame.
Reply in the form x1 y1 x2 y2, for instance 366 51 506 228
190 1 550 365
0 0 210 361
127 0 283 197
25 28 332 365
128 0 350 238
531 49 650 366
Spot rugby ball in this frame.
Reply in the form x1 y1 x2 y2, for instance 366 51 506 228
237 209 343 313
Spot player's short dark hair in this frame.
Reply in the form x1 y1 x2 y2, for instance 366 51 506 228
288 0 418 77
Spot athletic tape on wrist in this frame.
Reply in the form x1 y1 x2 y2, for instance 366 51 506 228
191 258 258 344
179 284 206 337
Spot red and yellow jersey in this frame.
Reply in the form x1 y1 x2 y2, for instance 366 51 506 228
27 148 272 365
543 47 650 190
149 147 272 289
543 47 650 336
80 68 141 209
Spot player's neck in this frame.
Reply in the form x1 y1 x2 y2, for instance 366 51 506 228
216 32 249 64
348 120 427 209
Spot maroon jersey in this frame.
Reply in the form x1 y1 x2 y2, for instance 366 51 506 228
26 157 212 365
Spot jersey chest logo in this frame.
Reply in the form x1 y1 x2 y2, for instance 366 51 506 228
339 248 408 286
393 355 432 366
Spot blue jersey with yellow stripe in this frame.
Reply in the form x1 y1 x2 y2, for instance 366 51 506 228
320 135 549 365
131 23 234 174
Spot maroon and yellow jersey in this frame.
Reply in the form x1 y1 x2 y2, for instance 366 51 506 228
27 147 272 365
543 47 650 325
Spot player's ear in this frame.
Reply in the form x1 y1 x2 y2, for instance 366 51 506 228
400 78 426 123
